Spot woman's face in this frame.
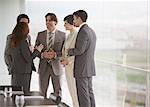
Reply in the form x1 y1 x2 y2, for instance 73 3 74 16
64 20 72 30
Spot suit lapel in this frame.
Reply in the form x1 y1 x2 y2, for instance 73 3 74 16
78 24 88 33
53 30 58 50
42 31 47 49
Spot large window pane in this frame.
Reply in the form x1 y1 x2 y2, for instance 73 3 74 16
26 0 150 106
0 0 149 107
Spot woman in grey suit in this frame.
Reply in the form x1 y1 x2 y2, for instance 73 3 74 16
9 22 43 94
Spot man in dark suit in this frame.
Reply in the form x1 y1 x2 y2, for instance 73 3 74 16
68 10 96 107
4 14 36 74
35 13 65 98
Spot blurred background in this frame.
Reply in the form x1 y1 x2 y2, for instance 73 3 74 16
0 0 150 107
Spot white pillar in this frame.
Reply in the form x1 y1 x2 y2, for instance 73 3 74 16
0 0 25 83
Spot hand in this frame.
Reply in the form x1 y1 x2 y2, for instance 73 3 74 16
29 45 34 53
43 51 49 59
60 58 69 65
35 44 44 52
43 49 56 59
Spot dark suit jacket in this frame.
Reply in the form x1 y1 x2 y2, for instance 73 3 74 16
4 34 12 73
9 39 40 74
4 34 36 74
35 30 65 76
68 24 96 78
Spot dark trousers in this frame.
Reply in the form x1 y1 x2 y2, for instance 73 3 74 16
11 73 31 95
76 77 95 107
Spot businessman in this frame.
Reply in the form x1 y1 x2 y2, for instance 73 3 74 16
35 12 65 98
68 10 96 107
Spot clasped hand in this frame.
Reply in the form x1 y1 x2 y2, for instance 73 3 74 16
43 49 56 59
60 58 69 65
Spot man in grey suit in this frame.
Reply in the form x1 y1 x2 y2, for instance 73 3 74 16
35 13 65 98
68 10 96 107
4 14 36 74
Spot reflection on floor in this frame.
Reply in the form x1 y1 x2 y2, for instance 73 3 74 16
29 62 118 107
1 61 144 107
0 65 118 107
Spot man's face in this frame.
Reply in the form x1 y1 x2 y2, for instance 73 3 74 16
19 18 29 24
45 16 56 31
73 15 80 27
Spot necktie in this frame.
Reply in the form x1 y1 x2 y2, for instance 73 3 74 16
48 32 53 50
47 32 54 63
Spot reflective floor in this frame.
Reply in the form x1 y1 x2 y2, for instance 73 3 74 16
0 58 147 107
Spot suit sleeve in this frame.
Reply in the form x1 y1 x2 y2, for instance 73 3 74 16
4 35 12 70
20 40 40 63
68 29 88 56
56 40 65 57
35 33 43 58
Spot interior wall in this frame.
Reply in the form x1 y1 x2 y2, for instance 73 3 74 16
0 0 25 83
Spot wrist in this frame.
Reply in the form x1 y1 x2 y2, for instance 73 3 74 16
41 53 44 59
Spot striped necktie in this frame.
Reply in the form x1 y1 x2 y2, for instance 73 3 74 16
48 32 53 50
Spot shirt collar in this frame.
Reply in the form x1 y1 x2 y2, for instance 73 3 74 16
79 22 86 30
47 28 56 34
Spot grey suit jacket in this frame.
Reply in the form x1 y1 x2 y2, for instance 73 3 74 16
35 30 65 76
4 34 36 74
68 24 96 78
4 34 12 73
10 39 40 74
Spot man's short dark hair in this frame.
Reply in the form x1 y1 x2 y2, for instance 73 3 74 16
73 10 88 22
17 14 30 23
63 14 74 25
45 13 58 23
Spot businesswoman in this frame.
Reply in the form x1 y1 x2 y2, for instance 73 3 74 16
60 15 79 107
9 22 43 94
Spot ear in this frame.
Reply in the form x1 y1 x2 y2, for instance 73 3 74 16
78 17 82 21
55 21 57 25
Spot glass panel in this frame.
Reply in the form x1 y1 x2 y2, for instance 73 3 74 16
95 61 147 107
96 0 149 107
25 0 149 106
0 0 149 107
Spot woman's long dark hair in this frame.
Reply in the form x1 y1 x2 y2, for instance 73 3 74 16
10 22 29 48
